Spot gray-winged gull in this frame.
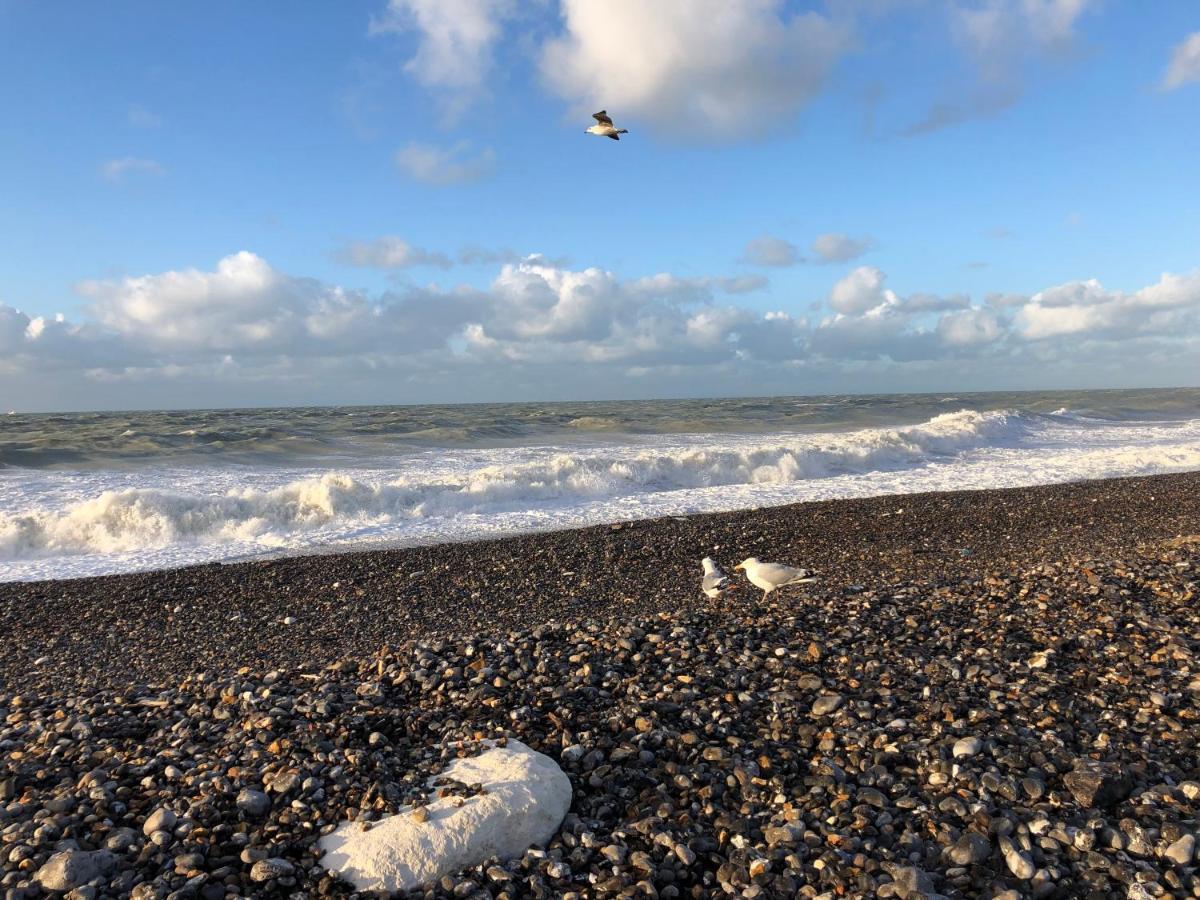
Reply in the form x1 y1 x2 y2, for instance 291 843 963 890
734 557 817 598
585 110 629 141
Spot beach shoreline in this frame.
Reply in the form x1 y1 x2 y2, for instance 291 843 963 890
3 471 1198 693
1 471 1198 897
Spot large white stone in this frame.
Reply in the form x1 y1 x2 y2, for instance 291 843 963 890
319 739 572 893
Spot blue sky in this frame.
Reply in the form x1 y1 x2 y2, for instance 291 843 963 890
1 1 1199 411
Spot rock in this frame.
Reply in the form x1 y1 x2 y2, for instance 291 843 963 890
999 836 1035 880
250 858 295 882
235 788 270 818
318 739 571 893
945 832 990 866
33 850 116 892
811 694 845 716
1163 833 1195 866
1063 762 1132 809
952 737 983 758
883 862 937 898
142 807 177 836
103 827 140 852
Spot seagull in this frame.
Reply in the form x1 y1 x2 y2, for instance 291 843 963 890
734 557 817 598
585 110 629 141
700 557 731 598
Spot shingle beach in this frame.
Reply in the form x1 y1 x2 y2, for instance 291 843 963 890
1 473 1198 897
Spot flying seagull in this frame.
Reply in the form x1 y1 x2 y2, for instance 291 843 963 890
700 557 731 598
734 557 817 598
586 110 629 141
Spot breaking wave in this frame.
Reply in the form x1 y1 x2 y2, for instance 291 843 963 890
3 408 1200 575
0 410 1037 558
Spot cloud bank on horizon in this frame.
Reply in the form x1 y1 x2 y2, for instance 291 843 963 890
3 251 1199 410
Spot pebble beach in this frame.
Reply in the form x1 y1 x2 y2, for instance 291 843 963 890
2 472 1199 898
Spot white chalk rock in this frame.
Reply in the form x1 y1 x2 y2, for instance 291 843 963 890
319 739 571 893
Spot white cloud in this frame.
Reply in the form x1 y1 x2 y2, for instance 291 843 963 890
7 254 1200 409
101 157 166 181
540 0 850 139
937 307 1002 345
338 236 453 269
811 233 876 263
1015 271 1200 339
370 0 512 92
743 236 802 267
395 141 496 185
1162 32 1200 91
903 292 970 313
829 266 897 315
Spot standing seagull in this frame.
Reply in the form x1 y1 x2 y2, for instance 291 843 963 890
734 557 817 598
586 110 629 141
700 557 731 598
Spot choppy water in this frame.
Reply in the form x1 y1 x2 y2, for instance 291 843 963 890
2 388 1199 581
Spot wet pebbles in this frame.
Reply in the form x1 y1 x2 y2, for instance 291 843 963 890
0 474 1198 897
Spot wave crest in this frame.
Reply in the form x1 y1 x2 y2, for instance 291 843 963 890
0 410 1035 560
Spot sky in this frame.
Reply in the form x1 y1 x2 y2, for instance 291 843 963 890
0 0 1198 412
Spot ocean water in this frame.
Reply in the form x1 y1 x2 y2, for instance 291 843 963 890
2 388 1199 582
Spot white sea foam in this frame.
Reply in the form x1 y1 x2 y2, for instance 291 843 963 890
2 409 1199 581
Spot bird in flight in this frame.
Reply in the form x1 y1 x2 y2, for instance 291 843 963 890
585 110 628 141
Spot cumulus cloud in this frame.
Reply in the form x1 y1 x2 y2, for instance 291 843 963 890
370 0 514 117
1015 271 1200 340
337 236 453 269
101 157 166 181
811 233 876 263
7 253 1200 409
539 0 851 139
829 266 896 315
1162 32 1200 91
937 307 1002 345
395 141 496 185
743 236 802 267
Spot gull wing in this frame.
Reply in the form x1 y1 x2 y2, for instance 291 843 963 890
592 110 613 127
757 563 811 586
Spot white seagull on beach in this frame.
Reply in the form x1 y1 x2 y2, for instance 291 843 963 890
585 110 629 141
734 557 817 598
700 557 731 598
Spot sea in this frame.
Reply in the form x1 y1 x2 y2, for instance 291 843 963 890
2 388 1199 582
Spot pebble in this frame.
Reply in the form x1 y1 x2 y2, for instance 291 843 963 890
249 857 294 882
1000 836 1036 880
234 788 270 818
952 736 983 758
33 850 115 892
1 498 1199 898
1163 833 1195 866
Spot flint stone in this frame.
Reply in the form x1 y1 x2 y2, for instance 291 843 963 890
1000 836 1035 879
946 832 991 866
1064 762 1132 808
34 849 116 891
882 863 939 898
811 694 845 716
250 858 295 882
1163 833 1195 866
142 807 177 836
952 737 983 758
235 788 271 818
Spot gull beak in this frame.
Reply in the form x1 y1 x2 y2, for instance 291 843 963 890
733 563 744 571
